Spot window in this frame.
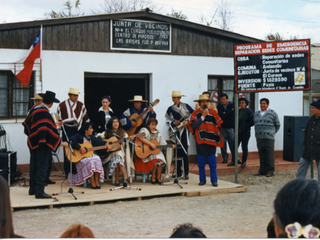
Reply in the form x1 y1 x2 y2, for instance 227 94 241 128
0 71 34 119
208 76 255 109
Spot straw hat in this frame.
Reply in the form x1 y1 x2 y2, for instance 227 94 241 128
39 91 60 103
128 95 148 102
193 94 214 102
30 93 43 100
171 91 185 97
68 88 80 95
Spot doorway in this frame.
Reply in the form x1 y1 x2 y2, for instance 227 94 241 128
84 73 150 122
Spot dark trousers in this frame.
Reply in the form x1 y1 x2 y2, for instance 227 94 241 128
29 145 51 195
62 126 77 177
176 130 189 176
257 138 275 175
238 131 251 163
46 154 53 181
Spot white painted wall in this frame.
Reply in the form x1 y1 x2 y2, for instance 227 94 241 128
0 49 304 164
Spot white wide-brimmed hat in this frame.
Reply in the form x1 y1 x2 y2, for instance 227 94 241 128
193 94 214 102
128 95 148 102
68 88 80 95
30 93 43 100
171 91 186 97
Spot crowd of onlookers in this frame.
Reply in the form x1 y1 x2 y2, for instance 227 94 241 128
2 174 320 238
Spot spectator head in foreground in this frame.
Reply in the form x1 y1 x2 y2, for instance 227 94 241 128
273 178 320 238
60 223 95 238
170 223 206 238
0 175 23 238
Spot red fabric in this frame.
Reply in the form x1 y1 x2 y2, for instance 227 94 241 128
14 30 41 87
134 157 159 174
188 108 224 147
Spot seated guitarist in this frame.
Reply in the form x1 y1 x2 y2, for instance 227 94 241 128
67 122 110 189
165 91 194 180
101 116 134 186
120 95 156 134
134 118 176 185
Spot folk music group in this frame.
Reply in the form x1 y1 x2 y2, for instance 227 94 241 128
23 87 282 199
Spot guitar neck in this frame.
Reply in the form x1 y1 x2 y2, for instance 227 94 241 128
156 144 173 149
86 145 108 152
134 99 159 122
134 108 149 122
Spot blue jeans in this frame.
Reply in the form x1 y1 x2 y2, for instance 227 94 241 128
221 128 235 162
198 155 217 182
296 157 320 181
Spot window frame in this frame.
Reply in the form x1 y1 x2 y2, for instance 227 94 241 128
0 70 34 119
208 75 255 110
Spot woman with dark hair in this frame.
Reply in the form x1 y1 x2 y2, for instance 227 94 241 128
0 175 23 238
68 122 109 189
134 118 175 185
101 116 134 186
94 95 115 133
238 97 254 168
272 178 320 238
170 223 206 238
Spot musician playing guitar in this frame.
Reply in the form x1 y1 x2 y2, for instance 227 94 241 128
165 91 194 180
67 122 111 189
102 117 135 186
120 95 156 134
134 118 176 185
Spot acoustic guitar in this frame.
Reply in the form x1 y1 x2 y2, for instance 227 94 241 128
66 133 145 163
134 139 174 159
126 99 160 136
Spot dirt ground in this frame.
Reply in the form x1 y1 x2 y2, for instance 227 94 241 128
10 168 307 238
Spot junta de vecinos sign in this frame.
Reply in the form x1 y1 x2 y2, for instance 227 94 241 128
234 39 310 93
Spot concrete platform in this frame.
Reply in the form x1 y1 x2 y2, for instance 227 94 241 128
10 173 246 210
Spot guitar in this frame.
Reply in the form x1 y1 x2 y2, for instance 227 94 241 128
134 139 174 159
66 133 145 163
126 99 160 136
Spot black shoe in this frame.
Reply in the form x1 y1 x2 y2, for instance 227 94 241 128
184 174 189 180
199 181 206 186
96 186 101 189
227 162 235 166
241 162 246 168
29 189 36 195
254 172 264 176
237 160 242 164
266 173 274 177
212 181 218 187
35 193 52 199
115 183 120 186
222 159 228 164
45 179 56 184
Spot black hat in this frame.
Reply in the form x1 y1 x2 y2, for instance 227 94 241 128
311 99 320 109
39 91 60 103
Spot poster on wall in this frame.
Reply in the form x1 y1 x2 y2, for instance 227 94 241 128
111 19 171 52
234 39 310 93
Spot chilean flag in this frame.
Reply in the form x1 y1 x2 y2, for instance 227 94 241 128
12 30 41 87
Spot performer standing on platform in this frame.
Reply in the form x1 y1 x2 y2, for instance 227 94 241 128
94 95 115 133
23 91 67 199
188 94 224 187
57 87 90 177
134 118 175 185
120 95 156 134
165 91 193 179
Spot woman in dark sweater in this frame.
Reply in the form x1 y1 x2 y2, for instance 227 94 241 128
238 98 254 168
94 95 115 133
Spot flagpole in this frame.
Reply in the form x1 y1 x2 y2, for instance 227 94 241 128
40 25 43 92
